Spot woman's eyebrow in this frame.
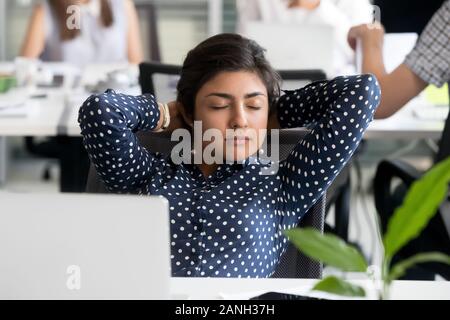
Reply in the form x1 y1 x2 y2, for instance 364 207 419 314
244 92 266 99
205 93 233 99
205 92 266 99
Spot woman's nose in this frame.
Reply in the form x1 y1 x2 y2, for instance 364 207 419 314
229 104 248 129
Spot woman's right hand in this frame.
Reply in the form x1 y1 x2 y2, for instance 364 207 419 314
165 101 190 133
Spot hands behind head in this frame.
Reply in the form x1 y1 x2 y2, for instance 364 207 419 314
347 22 385 51
164 101 192 133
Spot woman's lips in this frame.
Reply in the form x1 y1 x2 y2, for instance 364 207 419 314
226 137 251 145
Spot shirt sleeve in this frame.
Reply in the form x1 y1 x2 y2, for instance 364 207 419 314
275 74 380 229
78 89 164 193
404 0 450 87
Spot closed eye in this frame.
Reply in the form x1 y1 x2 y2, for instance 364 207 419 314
210 105 229 110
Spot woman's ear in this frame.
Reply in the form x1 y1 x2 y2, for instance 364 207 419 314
177 102 194 128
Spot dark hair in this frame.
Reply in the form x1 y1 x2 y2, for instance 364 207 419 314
176 33 281 116
48 0 113 41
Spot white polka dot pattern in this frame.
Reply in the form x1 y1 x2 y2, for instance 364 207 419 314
78 74 380 278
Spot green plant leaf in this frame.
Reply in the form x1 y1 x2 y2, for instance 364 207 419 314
284 228 367 272
388 252 450 282
312 276 366 297
383 156 450 258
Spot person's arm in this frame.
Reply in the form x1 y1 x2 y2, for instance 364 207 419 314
288 0 320 10
276 74 380 222
20 4 46 58
78 90 169 193
124 0 144 64
347 23 428 119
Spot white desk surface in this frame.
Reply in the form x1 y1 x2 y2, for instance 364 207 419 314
1 94 445 139
63 96 447 139
365 98 446 140
0 61 447 139
170 278 450 300
0 88 67 136
0 63 137 137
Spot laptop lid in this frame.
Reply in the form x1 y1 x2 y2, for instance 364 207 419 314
245 22 334 77
0 193 170 299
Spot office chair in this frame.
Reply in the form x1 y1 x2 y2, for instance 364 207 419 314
138 61 350 241
24 136 59 181
85 128 325 279
24 135 89 192
373 82 450 280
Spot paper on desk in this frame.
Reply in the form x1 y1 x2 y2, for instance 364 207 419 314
425 83 449 106
413 106 449 121
0 91 35 118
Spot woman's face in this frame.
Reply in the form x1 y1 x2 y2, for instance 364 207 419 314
193 71 269 163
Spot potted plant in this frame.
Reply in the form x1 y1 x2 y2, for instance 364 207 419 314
285 156 450 299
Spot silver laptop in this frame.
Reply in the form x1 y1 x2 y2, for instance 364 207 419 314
245 22 334 77
0 193 170 299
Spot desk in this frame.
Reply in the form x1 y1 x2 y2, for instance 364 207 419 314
0 63 139 189
365 98 447 140
170 278 450 300
0 62 139 137
0 63 447 189
1 61 446 140
61 88 448 140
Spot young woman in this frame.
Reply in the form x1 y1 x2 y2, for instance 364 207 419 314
79 33 380 277
21 0 143 66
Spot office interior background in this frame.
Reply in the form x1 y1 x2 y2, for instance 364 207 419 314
0 0 448 285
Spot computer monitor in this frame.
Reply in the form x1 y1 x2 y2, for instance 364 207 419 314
0 193 170 299
245 22 334 77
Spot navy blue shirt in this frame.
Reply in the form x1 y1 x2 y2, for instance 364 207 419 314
78 74 380 278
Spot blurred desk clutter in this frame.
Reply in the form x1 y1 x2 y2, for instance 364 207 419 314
0 58 140 191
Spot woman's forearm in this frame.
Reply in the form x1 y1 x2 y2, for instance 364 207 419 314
78 90 162 192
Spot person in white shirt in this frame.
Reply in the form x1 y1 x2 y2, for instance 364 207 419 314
236 0 374 76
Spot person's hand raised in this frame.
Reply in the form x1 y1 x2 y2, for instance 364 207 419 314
347 23 385 51
288 0 320 10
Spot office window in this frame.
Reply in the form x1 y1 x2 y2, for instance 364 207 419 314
143 0 237 64
0 0 238 63
1 0 34 60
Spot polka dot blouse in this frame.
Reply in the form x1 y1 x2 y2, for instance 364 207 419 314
78 74 380 278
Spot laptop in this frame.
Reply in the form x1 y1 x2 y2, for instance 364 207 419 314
245 22 334 77
0 193 170 299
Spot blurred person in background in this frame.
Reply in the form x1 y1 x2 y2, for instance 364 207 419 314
236 0 374 76
17 0 144 191
20 0 143 66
